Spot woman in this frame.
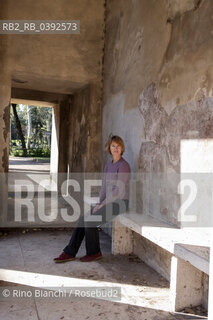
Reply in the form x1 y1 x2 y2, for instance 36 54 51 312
54 135 131 263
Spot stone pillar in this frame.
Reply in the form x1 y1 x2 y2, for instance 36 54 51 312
170 256 203 311
0 73 11 227
57 98 71 195
112 218 133 254
0 0 11 225
86 82 102 172
0 15 11 225
208 232 213 319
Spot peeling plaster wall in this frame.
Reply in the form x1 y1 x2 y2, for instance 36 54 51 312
86 83 103 172
166 0 203 21
103 0 213 225
68 83 102 173
69 87 90 173
0 3 10 223
58 99 72 173
0 3 11 174
160 0 213 112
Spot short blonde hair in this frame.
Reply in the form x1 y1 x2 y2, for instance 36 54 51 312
105 135 125 155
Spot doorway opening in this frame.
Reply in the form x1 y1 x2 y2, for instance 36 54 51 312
8 100 58 193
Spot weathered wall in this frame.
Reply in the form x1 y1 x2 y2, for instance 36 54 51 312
0 72 11 225
69 87 90 173
68 84 102 173
103 0 213 225
59 99 72 173
0 2 11 174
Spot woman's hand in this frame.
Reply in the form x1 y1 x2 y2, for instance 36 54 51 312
92 203 104 214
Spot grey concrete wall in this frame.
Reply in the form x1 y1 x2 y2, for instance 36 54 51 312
0 71 11 225
0 67 11 225
68 86 89 172
0 1 11 221
58 99 71 173
68 84 102 173
102 0 213 225
0 75 11 174
0 2 11 174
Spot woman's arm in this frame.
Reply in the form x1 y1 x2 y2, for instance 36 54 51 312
98 163 108 203
99 162 131 207
92 164 108 213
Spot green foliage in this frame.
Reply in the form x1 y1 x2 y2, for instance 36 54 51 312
10 104 52 158
10 145 51 158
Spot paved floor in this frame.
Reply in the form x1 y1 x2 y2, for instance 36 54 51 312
8 157 53 193
9 157 50 172
7 157 69 228
0 230 207 320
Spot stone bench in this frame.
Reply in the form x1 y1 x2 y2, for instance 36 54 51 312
112 211 210 312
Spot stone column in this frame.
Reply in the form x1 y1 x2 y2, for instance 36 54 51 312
208 232 213 319
0 72 11 227
86 82 102 172
0 17 11 225
112 218 133 254
169 256 203 311
57 98 71 196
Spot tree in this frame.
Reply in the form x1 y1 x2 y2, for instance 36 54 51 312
10 104 52 157
30 106 52 147
26 105 32 149
11 104 27 157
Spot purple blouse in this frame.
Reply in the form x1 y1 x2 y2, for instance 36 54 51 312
99 157 131 205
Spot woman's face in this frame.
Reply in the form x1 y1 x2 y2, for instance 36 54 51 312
110 141 122 157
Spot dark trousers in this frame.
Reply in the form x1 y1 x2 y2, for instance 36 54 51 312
63 199 129 256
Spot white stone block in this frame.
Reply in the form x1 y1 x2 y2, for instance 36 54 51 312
112 218 133 255
170 256 203 311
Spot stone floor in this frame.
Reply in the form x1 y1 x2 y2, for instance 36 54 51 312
8 157 53 193
0 229 207 320
7 157 74 228
9 157 50 172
